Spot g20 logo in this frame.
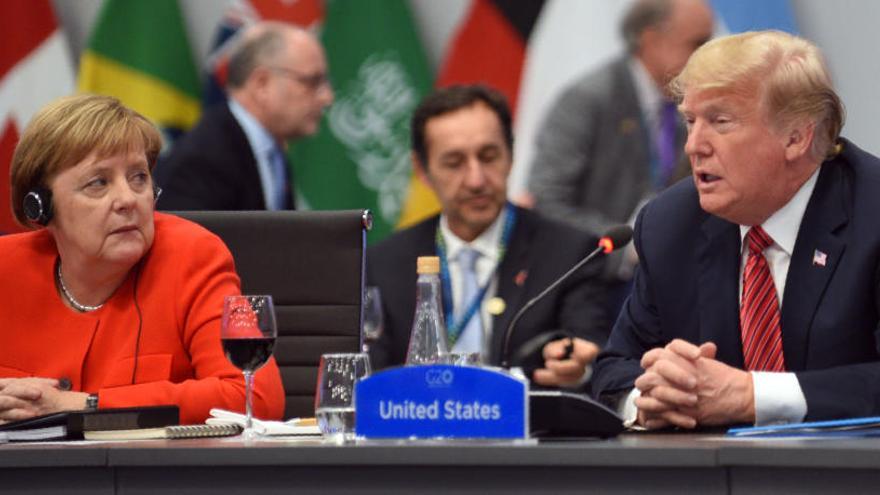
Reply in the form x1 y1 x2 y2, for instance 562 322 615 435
425 368 454 387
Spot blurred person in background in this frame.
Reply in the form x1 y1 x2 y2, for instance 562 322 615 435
156 21 333 211
368 85 609 387
527 0 713 315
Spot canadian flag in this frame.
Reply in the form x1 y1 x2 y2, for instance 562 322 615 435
0 0 74 233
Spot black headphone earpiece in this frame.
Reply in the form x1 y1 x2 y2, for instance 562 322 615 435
22 187 53 226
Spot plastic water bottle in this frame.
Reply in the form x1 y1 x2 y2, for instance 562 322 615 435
405 256 449 365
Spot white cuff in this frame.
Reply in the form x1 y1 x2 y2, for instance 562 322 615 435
751 371 807 426
618 388 641 428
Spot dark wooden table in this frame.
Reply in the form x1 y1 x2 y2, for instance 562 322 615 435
3 433 880 494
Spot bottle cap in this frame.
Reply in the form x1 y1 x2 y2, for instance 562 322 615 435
416 256 440 274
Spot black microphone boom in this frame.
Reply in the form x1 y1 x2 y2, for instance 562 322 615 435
499 225 633 368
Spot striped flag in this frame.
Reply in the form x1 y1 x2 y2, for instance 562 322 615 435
0 0 74 233
396 0 546 228
78 0 202 148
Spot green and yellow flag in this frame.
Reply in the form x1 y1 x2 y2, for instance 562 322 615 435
291 0 437 242
78 0 201 145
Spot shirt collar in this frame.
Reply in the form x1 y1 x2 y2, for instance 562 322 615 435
439 211 505 265
628 56 664 124
739 167 821 255
227 98 278 157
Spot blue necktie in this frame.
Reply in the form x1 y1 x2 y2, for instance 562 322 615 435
453 247 483 354
269 146 289 210
655 100 678 188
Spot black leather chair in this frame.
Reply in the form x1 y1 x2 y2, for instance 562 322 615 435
172 210 370 419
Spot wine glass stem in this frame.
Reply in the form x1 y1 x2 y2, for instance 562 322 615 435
244 370 254 432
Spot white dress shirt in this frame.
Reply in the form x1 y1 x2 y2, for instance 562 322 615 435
621 168 821 426
439 213 505 355
227 99 286 210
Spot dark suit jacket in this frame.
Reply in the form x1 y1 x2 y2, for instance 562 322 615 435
367 207 610 370
592 139 880 421
154 103 294 211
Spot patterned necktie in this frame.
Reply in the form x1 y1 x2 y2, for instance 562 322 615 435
269 146 289 210
452 247 483 353
740 226 786 371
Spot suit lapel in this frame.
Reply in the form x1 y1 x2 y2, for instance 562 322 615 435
489 210 534 363
780 163 848 371
698 214 744 368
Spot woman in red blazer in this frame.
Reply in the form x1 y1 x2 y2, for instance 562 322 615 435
0 94 285 424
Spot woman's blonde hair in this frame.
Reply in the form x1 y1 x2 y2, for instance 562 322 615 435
670 30 844 160
10 93 162 228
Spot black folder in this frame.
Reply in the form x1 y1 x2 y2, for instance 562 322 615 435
0 405 179 441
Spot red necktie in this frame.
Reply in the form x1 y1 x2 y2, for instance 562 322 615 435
740 226 786 371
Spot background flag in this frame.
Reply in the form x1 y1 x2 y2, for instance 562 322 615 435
290 0 433 241
78 0 202 147
400 0 546 226
0 0 74 233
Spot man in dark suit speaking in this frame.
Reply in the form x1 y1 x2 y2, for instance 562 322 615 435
156 22 334 211
593 31 880 428
368 85 609 387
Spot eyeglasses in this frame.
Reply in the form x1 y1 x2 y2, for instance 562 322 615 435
268 66 331 91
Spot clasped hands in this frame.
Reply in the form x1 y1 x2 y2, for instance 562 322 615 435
634 339 755 430
0 377 88 424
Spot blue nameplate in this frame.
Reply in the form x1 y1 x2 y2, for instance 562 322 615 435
355 365 528 439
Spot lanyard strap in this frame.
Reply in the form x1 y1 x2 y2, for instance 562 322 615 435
436 202 517 346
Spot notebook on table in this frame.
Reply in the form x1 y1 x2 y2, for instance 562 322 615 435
84 422 243 440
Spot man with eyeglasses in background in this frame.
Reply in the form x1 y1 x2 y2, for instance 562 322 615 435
156 22 334 210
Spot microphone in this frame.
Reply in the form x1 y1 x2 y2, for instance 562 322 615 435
499 225 633 368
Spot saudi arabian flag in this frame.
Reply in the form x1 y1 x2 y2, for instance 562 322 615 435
78 0 201 145
291 0 435 242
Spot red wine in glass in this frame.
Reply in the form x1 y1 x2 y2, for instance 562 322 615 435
221 295 277 440
222 337 276 373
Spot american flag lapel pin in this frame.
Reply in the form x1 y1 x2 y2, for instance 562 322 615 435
812 249 828 267
515 269 528 287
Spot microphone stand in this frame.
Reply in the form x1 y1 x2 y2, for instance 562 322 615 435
500 244 604 368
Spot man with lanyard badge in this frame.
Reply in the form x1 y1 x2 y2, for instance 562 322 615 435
367 85 610 388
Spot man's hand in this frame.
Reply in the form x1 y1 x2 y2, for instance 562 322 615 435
680 343 756 426
634 340 756 429
532 337 600 387
634 339 706 429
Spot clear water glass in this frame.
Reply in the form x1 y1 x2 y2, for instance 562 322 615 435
314 352 371 443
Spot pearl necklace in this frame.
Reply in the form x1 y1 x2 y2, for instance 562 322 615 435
57 263 103 312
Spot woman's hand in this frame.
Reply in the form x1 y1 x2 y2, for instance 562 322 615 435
0 378 88 424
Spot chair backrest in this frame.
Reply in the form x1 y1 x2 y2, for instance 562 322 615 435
172 210 368 419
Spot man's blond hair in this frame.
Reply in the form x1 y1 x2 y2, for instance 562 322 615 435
671 30 844 161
